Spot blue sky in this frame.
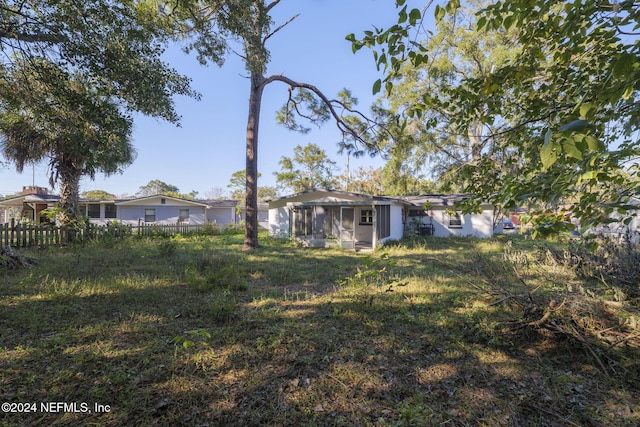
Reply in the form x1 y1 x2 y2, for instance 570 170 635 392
0 0 428 198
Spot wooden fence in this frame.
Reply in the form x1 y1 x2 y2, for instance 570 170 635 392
0 220 230 249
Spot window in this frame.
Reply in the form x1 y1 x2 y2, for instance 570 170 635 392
293 206 312 236
160 198 166 204
448 212 462 228
87 204 100 219
145 208 156 222
179 208 189 223
376 205 391 239
105 204 117 219
408 209 427 217
360 209 373 225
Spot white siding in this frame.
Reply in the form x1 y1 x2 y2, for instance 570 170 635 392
117 206 206 225
207 207 235 225
413 207 494 238
269 207 291 238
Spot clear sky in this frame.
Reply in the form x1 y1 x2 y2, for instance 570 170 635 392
0 0 428 199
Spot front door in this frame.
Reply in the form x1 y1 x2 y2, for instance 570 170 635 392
340 207 355 249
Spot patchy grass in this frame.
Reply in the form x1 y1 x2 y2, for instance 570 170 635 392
1 232 638 426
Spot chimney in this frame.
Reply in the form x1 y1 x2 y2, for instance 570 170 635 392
22 186 48 196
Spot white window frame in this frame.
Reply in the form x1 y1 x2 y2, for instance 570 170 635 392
448 211 462 228
144 208 156 223
178 208 190 223
360 209 373 225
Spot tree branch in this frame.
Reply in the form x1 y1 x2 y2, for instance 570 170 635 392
0 29 65 44
263 13 299 44
262 74 388 150
265 0 282 13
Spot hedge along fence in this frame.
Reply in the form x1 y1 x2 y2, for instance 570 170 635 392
0 220 240 248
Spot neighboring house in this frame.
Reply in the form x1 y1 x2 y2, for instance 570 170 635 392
401 195 496 239
268 189 411 250
588 197 640 244
79 195 240 226
1 187 241 227
268 190 497 250
237 202 270 230
0 186 59 224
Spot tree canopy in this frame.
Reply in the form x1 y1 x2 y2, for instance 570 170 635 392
0 60 136 223
0 0 199 223
275 143 337 193
351 0 640 237
0 0 197 123
81 190 117 201
137 180 178 197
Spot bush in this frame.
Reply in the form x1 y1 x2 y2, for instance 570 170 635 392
184 251 248 292
158 239 178 257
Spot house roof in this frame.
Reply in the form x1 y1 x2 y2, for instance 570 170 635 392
115 194 210 207
201 199 239 208
268 188 412 205
400 194 477 207
0 193 60 205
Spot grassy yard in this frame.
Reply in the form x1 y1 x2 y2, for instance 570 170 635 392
1 231 638 426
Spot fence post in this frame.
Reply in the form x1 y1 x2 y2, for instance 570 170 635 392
10 218 16 248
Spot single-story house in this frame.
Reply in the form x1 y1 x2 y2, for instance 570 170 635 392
268 189 412 250
0 186 59 224
79 195 240 226
0 187 242 227
401 194 496 238
268 190 497 249
237 202 270 230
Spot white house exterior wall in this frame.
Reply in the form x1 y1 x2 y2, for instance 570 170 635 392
269 207 290 238
117 205 206 225
429 207 493 238
207 207 235 225
387 204 405 242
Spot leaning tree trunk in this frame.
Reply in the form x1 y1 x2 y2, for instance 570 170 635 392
243 73 266 251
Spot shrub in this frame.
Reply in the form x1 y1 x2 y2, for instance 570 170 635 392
158 239 178 257
185 251 248 292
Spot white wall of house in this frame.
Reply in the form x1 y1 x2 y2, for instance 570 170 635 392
410 207 494 238
387 204 406 242
117 205 206 225
207 207 236 225
269 207 291 238
590 209 640 244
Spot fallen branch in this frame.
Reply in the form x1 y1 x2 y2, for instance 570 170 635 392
0 246 36 270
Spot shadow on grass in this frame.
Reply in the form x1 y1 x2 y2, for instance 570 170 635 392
1 235 638 426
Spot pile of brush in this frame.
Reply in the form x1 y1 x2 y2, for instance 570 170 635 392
0 246 35 270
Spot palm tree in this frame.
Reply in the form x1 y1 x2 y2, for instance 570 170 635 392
0 59 135 225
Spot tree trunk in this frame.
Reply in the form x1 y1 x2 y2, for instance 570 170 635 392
243 73 265 250
468 121 484 161
57 162 82 226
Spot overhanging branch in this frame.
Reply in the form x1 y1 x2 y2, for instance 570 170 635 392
262 74 389 151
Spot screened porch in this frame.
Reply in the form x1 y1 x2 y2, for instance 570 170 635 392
290 204 392 250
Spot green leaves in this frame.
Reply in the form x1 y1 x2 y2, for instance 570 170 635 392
540 118 605 169
541 129 557 169
353 0 640 240
372 79 382 95
558 120 593 132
